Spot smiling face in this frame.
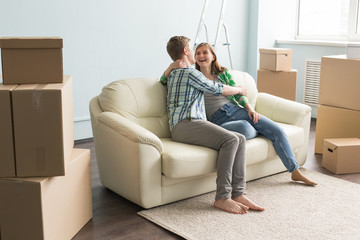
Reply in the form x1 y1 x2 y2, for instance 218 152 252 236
195 44 215 69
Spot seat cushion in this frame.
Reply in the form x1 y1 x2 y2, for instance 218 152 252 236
161 138 218 179
160 121 304 179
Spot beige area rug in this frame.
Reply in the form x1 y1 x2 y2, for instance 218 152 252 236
138 169 360 240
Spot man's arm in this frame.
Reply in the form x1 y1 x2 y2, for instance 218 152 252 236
222 85 247 96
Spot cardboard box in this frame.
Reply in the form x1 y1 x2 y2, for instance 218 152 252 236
0 79 17 177
315 105 360 154
0 148 92 240
346 43 360 59
0 37 63 84
322 138 360 174
257 69 297 101
12 75 74 177
259 48 292 71
319 55 360 111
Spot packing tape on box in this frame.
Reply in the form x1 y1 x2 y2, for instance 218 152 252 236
32 92 43 114
32 84 46 114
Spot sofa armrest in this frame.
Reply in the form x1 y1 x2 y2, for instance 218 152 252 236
255 93 311 126
97 112 164 154
93 111 164 208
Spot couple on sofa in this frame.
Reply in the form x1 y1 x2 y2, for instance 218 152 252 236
160 36 317 214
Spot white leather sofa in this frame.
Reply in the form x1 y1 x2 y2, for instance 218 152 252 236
89 70 311 209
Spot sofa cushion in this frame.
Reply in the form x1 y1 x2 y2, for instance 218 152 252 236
161 122 304 179
98 78 171 138
161 138 218 179
161 137 269 179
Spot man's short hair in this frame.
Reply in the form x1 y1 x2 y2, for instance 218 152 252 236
166 36 191 61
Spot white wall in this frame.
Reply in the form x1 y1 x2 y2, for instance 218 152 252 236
0 0 250 140
247 0 348 118
247 0 298 79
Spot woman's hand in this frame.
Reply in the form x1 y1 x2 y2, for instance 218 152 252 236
171 59 186 69
164 60 186 78
246 104 260 123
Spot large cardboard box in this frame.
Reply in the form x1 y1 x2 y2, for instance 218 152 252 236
12 75 74 177
0 79 17 177
322 138 360 174
0 148 92 240
319 55 360 111
315 105 360 154
259 48 292 71
0 37 63 84
257 69 297 101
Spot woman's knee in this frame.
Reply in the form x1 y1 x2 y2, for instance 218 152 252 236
220 120 257 140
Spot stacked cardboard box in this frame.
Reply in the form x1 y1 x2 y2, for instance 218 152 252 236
315 55 360 155
322 138 360 174
257 48 297 101
0 37 92 240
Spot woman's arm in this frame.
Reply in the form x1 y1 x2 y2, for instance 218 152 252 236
245 102 260 123
164 60 186 78
160 60 186 86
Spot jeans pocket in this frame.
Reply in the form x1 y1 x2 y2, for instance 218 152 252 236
210 104 233 125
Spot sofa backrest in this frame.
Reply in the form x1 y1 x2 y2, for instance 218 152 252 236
228 70 258 108
98 78 171 138
97 70 258 138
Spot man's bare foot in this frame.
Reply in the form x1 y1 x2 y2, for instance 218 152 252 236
291 169 317 186
232 195 265 211
214 198 249 214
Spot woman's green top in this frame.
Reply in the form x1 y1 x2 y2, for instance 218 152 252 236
160 69 249 107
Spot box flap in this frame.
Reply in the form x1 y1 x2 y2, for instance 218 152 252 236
0 82 18 91
0 177 46 183
324 138 360 147
13 76 71 92
0 37 62 49
322 55 348 60
259 48 292 54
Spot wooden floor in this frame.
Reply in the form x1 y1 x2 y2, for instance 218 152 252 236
72 119 360 240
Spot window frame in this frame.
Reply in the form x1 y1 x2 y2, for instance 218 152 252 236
295 0 360 41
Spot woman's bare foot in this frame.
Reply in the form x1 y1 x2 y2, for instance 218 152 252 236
291 169 317 186
232 195 265 211
214 198 249 214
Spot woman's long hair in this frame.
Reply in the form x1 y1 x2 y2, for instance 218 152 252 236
195 42 227 75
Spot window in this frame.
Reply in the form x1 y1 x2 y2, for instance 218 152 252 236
297 0 360 40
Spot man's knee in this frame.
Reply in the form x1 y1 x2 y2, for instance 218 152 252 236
232 132 246 144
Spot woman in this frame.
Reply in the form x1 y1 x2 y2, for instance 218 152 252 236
161 42 317 186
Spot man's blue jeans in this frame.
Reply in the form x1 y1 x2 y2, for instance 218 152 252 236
209 102 299 173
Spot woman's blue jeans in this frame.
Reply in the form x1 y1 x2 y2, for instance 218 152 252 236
209 102 299 173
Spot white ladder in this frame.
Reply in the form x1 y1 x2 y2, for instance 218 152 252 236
193 0 233 69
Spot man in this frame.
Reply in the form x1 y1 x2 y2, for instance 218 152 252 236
163 36 264 214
